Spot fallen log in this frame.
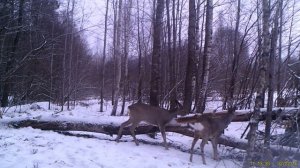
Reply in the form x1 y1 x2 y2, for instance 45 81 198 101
8 119 300 159
220 107 299 122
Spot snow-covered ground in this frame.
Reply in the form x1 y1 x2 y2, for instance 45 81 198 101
0 99 281 168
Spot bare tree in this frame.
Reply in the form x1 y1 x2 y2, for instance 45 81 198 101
265 0 281 157
121 0 132 115
61 0 70 111
197 0 213 114
136 0 143 103
194 0 206 111
111 0 123 116
228 0 241 107
171 0 178 109
1 0 25 107
276 0 284 103
166 0 176 110
49 21 55 110
67 0 75 110
0 0 91 110
100 0 109 112
243 0 270 166
183 0 197 114
150 0 164 106
111 0 118 106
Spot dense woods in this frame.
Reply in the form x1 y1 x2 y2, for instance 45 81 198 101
1 0 300 166
0 0 92 110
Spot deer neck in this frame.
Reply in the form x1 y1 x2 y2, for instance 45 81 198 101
220 112 235 128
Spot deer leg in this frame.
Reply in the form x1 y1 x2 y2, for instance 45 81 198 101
130 122 140 146
189 134 200 162
158 124 168 150
211 137 219 160
116 119 132 142
200 138 208 165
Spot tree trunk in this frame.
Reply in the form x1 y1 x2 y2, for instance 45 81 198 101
111 0 123 116
276 0 284 102
111 0 118 106
176 0 184 82
243 0 270 166
61 0 70 111
183 0 197 114
194 0 205 112
137 0 143 103
171 0 178 109
150 0 164 106
1 0 25 107
49 21 54 110
166 0 176 110
265 0 281 151
197 0 213 114
228 0 241 107
100 0 109 112
67 0 75 110
121 0 132 115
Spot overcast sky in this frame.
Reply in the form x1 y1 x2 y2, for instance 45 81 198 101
59 0 106 54
78 0 106 53
59 0 300 58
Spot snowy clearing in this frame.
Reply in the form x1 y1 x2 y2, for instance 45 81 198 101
0 100 277 168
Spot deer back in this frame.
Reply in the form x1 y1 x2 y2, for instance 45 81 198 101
128 103 178 125
176 108 235 136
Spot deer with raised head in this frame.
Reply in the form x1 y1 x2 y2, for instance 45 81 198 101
115 101 183 150
176 107 236 164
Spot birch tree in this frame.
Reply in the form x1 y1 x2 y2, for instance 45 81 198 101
111 0 123 116
166 0 176 110
121 0 132 115
197 0 213 113
100 0 109 112
265 0 281 158
67 0 75 110
61 0 70 111
243 0 270 166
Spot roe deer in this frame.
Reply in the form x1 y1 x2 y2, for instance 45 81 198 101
176 107 236 164
115 101 183 149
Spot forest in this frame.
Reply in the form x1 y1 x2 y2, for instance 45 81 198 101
0 0 300 167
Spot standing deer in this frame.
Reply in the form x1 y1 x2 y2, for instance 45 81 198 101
115 101 183 150
176 107 236 164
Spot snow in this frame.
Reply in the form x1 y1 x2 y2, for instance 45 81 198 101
0 126 242 168
0 99 282 168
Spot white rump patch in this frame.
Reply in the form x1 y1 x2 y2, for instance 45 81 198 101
189 123 204 131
